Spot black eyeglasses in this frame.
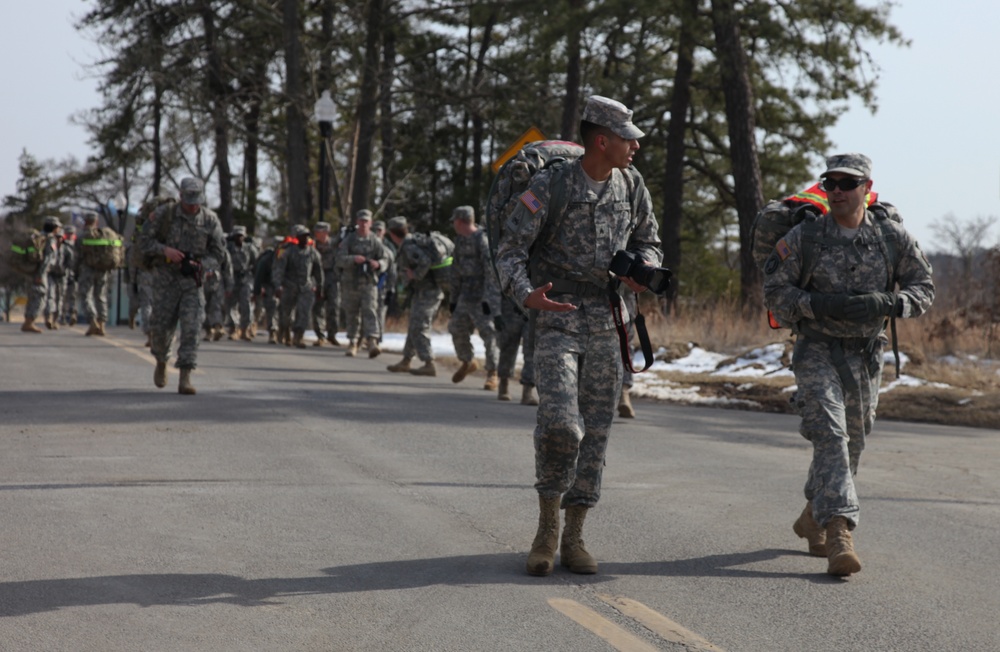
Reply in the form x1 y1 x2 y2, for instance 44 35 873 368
821 177 867 192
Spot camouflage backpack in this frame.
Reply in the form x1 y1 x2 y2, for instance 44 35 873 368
9 229 46 275
412 231 454 285
131 196 177 270
80 225 126 271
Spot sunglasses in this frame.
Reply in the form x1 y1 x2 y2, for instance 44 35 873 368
820 177 867 192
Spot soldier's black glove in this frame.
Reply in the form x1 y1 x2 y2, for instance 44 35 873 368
843 291 897 322
809 292 851 320
493 315 505 332
481 301 491 315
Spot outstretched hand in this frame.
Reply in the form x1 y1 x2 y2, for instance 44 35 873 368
523 283 577 312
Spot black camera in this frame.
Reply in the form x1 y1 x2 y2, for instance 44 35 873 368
609 250 671 294
358 260 371 275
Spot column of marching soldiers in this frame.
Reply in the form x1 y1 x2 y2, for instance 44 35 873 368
14 200 637 416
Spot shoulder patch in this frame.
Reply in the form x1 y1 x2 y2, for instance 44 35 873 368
519 190 542 214
764 252 780 275
775 239 792 260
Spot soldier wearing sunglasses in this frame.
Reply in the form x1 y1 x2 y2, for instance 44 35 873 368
763 153 934 577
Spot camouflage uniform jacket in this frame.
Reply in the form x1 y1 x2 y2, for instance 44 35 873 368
495 159 661 333
273 244 323 290
203 248 234 292
315 237 339 275
763 209 935 338
138 203 227 273
226 239 259 285
336 232 388 286
450 228 501 314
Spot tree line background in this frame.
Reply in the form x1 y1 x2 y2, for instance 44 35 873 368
1 0 909 317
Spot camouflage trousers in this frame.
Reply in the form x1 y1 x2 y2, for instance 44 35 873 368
448 295 498 371
78 266 110 323
224 278 254 330
62 276 78 323
498 301 535 385
133 270 154 335
533 327 622 508
202 270 226 329
793 337 884 529
342 281 380 342
311 271 340 339
279 283 316 333
402 286 444 362
24 275 48 321
150 268 205 369
44 273 67 321
259 286 278 332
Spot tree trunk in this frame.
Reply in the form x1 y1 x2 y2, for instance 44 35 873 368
281 0 310 228
351 0 385 216
711 0 764 315
560 0 584 141
470 8 498 201
201 1 233 231
661 0 698 316
379 22 397 216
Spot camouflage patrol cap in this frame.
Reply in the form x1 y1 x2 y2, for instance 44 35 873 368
314 221 331 232
291 224 310 236
582 95 644 140
231 225 247 236
373 220 385 231
43 216 62 228
180 177 205 205
63 225 76 235
83 211 99 224
387 216 407 231
822 153 872 179
355 209 373 222
451 205 475 223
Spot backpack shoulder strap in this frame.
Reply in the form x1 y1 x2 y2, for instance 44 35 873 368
797 210 824 290
869 203 902 290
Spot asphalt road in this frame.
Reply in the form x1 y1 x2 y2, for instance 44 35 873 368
1 322 998 652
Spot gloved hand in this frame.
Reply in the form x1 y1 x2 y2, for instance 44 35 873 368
809 292 851 320
493 315 505 332
843 291 896 322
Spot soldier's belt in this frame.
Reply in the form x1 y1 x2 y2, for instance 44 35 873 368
798 325 877 352
546 278 606 299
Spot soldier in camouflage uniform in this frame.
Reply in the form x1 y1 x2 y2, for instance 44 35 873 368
763 153 934 576
76 211 113 336
60 225 79 325
336 210 389 357
373 219 396 343
140 177 227 395
384 216 446 376
224 225 258 341
496 297 538 404
447 206 501 390
496 96 661 577
273 224 324 349
201 247 232 341
20 216 62 333
311 221 342 346
254 236 283 344
43 219 72 330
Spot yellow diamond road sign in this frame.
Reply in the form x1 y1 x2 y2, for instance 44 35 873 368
491 126 546 173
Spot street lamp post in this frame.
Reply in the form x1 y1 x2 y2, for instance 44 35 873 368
113 193 126 326
314 90 336 221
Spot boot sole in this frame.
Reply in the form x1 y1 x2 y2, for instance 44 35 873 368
827 554 862 576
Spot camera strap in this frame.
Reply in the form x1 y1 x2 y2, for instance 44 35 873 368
608 281 654 373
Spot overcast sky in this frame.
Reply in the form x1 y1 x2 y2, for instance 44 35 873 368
2 0 997 252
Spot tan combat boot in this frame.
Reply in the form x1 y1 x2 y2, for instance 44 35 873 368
387 357 412 373
452 359 479 383
561 505 598 574
292 329 306 349
368 337 381 358
248 322 257 338
498 377 511 401
281 326 292 346
202 327 212 342
44 316 54 330
483 370 498 391
313 336 325 347
240 327 253 342
825 517 861 576
409 360 437 377
22 318 42 333
97 321 106 336
267 329 277 344
86 320 101 336
227 327 237 341
792 502 827 557
154 361 168 388
329 334 342 346
50 318 59 331
345 340 358 357
178 368 196 395
521 384 539 406
618 386 635 418
212 325 224 341
526 496 561 576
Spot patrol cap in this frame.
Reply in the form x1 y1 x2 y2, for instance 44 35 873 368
180 177 205 205
373 220 385 231
451 205 475 223
231 225 247 236
355 209 373 222
314 221 331 232
821 153 872 179
43 216 62 228
83 211 99 224
291 224 310 236
387 216 408 231
581 95 644 140
63 225 76 235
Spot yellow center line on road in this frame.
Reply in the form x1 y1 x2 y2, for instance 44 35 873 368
547 598 661 652
75 327 205 376
597 594 727 652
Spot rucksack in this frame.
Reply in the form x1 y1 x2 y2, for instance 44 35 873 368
484 139 646 289
412 231 455 291
9 229 46 275
80 226 126 271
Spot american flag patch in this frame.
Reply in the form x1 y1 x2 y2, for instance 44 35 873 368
519 190 542 214
776 239 792 260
